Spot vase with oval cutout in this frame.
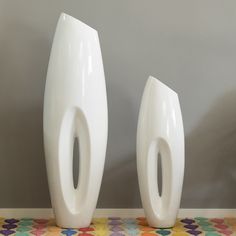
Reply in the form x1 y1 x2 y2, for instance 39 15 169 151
137 76 184 228
43 13 108 228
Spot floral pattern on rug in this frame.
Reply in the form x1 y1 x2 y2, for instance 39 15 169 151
0 217 235 235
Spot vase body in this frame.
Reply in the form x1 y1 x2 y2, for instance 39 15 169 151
137 76 184 228
43 13 108 228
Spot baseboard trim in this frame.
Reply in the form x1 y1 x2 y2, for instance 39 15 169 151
0 209 236 219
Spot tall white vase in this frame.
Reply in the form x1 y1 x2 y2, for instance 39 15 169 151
43 13 108 228
137 76 184 228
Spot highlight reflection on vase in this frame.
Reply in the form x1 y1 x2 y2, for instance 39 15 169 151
43 13 108 228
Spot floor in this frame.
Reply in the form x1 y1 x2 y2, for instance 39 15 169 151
0 217 235 235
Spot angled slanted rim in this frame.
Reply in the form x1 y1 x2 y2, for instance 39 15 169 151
60 12 97 33
148 75 178 96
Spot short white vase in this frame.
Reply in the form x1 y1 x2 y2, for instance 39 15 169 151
137 76 184 228
43 13 108 228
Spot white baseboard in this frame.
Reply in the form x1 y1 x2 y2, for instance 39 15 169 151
0 209 53 219
0 209 236 219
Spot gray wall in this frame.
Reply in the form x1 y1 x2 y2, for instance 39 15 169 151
0 0 236 208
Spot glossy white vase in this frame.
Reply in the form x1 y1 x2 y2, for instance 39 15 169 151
43 13 108 228
137 76 184 228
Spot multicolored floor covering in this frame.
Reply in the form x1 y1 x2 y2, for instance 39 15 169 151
0 217 235 235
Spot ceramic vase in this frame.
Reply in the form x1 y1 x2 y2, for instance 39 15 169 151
137 76 184 228
43 13 108 228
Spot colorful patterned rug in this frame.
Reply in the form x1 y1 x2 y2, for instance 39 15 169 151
0 217 235 235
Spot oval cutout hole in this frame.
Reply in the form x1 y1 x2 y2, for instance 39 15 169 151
73 137 80 189
157 152 162 196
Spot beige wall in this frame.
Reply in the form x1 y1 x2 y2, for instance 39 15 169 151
0 0 236 207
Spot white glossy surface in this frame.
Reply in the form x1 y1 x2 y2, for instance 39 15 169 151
43 13 108 228
137 76 184 228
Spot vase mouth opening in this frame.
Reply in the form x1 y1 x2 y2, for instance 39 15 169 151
60 12 97 33
148 76 178 96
